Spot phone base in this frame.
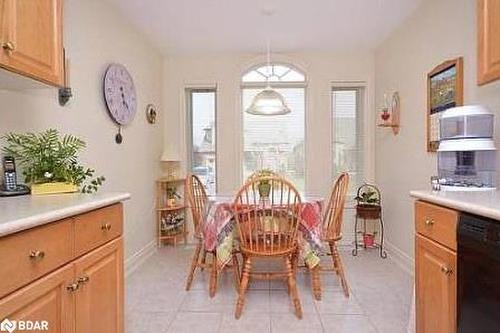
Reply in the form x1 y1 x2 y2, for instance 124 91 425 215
0 185 31 197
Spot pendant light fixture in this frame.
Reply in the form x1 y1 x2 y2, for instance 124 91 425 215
245 40 291 116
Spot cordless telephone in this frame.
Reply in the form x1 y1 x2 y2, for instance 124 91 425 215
0 156 30 197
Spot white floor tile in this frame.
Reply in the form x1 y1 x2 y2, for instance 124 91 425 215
270 312 323 333
167 312 222 333
220 313 271 333
320 314 377 333
125 246 412 333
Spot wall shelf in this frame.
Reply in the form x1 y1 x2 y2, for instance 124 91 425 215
377 91 400 135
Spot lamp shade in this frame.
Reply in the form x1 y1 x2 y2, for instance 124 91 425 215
245 88 291 116
160 146 181 162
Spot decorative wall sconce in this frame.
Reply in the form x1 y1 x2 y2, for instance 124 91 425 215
377 91 400 135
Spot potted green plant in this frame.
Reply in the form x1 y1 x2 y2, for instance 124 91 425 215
354 185 381 219
2 129 105 195
252 169 275 197
166 186 181 207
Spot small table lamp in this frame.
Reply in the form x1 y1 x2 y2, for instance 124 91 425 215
160 148 181 180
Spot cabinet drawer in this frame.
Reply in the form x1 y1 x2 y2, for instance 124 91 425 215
415 201 458 250
0 219 73 298
74 204 123 257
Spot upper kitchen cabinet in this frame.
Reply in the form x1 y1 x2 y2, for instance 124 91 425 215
478 0 500 85
0 0 64 87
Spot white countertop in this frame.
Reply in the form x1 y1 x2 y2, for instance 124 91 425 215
410 190 500 220
0 192 131 237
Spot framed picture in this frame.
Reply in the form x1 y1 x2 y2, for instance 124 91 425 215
427 57 463 152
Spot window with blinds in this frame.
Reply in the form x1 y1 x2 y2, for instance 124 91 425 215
242 64 306 191
332 87 365 195
187 89 217 195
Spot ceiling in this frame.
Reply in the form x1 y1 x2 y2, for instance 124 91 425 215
106 0 423 55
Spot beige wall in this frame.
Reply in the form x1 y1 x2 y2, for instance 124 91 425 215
375 0 500 265
164 52 376 197
0 0 164 259
163 52 376 242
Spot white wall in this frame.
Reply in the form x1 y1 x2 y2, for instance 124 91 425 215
163 52 376 197
0 0 164 259
375 0 500 264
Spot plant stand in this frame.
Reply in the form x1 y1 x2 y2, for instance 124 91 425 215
352 184 387 259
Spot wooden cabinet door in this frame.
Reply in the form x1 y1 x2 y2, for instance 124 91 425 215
0 0 63 86
74 237 123 333
416 234 457 333
0 263 74 333
478 0 500 85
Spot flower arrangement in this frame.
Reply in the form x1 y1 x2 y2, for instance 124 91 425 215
2 129 105 194
251 169 276 197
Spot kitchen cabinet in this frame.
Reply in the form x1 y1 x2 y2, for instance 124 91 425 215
0 264 74 333
0 204 124 333
415 200 457 333
75 238 123 333
0 0 64 86
478 0 500 85
416 234 457 333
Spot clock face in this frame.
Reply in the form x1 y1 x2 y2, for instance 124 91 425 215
103 64 137 125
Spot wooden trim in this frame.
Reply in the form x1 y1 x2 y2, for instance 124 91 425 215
426 57 463 152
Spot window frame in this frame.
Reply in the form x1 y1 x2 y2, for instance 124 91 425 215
240 63 308 189
186 87 218 194
331 85 366 199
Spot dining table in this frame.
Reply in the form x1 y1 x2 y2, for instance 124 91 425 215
202 194 325 271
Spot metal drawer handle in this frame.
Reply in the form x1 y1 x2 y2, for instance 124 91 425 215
101 223 112 231
77 275 90 285
66 282 79 292
2 41 15 51
424 219 435 226
441 266 453 275
29 250 45 261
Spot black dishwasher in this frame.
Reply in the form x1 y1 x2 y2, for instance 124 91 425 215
458 213 500 332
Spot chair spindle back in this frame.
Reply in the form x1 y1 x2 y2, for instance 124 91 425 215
185 174 208 236
233 176 302 255
323 173 350 240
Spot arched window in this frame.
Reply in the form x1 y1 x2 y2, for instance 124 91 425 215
241 63 306 190
242 64 306 83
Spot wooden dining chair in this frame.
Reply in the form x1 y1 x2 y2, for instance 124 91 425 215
317 172 350 298
233 176 303 319
184 174 239 297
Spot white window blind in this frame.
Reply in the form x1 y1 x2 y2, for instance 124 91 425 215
242 87 306 191
187 89 217 195
332 88 364 195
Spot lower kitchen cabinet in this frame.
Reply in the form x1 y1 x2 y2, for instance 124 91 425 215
0 263 75 333
75 237 123 333
415 215 457 333
0 203 125 333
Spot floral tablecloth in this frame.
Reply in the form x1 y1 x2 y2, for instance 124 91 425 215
202 195 324 270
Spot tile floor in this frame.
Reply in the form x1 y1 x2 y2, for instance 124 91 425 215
126 245 413 333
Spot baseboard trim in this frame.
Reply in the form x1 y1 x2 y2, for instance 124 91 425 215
125 240 157 277
385 240 414 276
